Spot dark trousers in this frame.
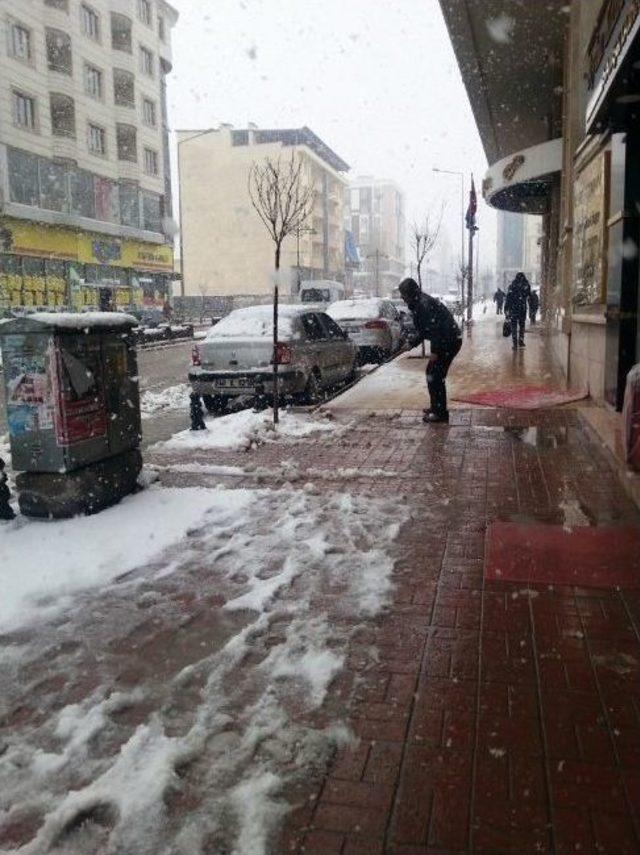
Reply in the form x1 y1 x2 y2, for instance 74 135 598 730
511 313 526 346
529 310 538 325
496 303 504 315
426 339 462 416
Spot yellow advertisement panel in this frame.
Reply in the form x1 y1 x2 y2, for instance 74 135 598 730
1 218 174 273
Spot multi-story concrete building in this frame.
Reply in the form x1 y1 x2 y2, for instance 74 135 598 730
177 125 349 308
0 0 178 313
496 211 543 291
345 177 405 296
439 0 640 409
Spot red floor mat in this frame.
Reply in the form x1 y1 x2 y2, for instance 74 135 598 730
453 385 587 409
486 522 640 588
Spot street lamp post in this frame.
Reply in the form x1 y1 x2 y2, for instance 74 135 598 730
432 167 465 301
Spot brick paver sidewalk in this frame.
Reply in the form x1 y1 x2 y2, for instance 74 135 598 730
268 408 639 855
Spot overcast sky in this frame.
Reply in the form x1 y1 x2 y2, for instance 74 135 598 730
166 0 497 280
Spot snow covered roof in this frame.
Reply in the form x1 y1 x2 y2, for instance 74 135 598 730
0 312 138 333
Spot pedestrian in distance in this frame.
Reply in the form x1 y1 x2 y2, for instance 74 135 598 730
399 278 462 424
505 272 531 350
493 287 505 315
529 289 540 325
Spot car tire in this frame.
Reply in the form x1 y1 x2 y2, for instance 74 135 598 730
302 370 322 405
202 394 229 414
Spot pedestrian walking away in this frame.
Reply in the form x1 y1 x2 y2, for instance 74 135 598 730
493 287 505 315
504 271 531 349
399 278 462 424
529 289 540 325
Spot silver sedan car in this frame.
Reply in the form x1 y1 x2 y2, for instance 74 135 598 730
189 304 358 411
327 298 405 363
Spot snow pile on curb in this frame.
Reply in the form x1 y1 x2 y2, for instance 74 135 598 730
0 486 255 632
0 487 409 854
156 408 341 453
140 383 191 418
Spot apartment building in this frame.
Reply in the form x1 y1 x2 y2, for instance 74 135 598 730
177 125 349 306
345 177 406 297
0 0 178 313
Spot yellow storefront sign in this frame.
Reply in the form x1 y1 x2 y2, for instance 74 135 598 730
1 218 174 272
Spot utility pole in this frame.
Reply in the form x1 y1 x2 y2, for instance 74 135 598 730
465 173 479 325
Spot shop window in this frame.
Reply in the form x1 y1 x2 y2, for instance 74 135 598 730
46 28 72 75
95 176 119 222
144 148 159 176
45 260 67 306
114 69 135 107
80 3 100 40
142 191 161 233
139 46 154 77
50 93 76 138
23 258 46 307
70 168 96 218
119 181 140 228
84 64 103 99
117 123 137 162
111 13 132 53
142 98 156 127
8 148 39 205
0 255 22 310
13 91 37 130
88 123 106 156
39 159 68 212
9 21 32 63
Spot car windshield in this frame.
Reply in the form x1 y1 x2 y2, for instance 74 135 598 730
327 299 382 321
301 289 331 303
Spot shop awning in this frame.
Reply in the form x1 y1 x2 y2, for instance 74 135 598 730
438 0 568 163
482 138 563 213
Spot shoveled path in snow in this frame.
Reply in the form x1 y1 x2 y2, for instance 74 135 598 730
2 407 640 853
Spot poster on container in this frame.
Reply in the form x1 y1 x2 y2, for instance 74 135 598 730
2 334 55 437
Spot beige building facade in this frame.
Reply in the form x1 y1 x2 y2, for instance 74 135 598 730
439 0 640 410
177 126 349 307
0 0 177 312
345 176 405 296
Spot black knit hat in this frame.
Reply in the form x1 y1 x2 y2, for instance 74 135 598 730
399 278 420 300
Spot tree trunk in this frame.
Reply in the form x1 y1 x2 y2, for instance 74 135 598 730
273 244 281 425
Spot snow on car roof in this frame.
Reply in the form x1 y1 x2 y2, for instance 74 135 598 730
327 299 383 321
206 304 304 340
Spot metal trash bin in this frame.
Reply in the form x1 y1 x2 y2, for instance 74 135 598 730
0 311 142 518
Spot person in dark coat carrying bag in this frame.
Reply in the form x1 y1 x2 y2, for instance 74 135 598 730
528 289 540 325
399 278 462 424
504 272 531 349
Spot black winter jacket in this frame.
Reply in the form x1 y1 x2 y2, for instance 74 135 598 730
505 279 531 319
409 294 462 354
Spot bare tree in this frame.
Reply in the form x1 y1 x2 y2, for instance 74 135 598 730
248 153 315 424
410 204 444 355
410 204 445 291
248 153 315 273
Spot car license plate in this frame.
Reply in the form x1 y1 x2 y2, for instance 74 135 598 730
218 377 248 388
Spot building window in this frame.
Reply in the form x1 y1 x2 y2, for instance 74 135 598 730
119 180 140 227
232 130 249 146
70 168 96 218
39 159 69 211
13 91 37 130
111 13 132 53
50 93 76 137
88 123 106 155
142 98 156 127
44 0 69 9
84 64 103 99
8 148 39 204
138 0 152 26
144 148 159 175
9 21 32 62
80 4 100 40
117 124 137 162
139 46 154 77
113 69 135 107
158 15 166 41
46 28 72 75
